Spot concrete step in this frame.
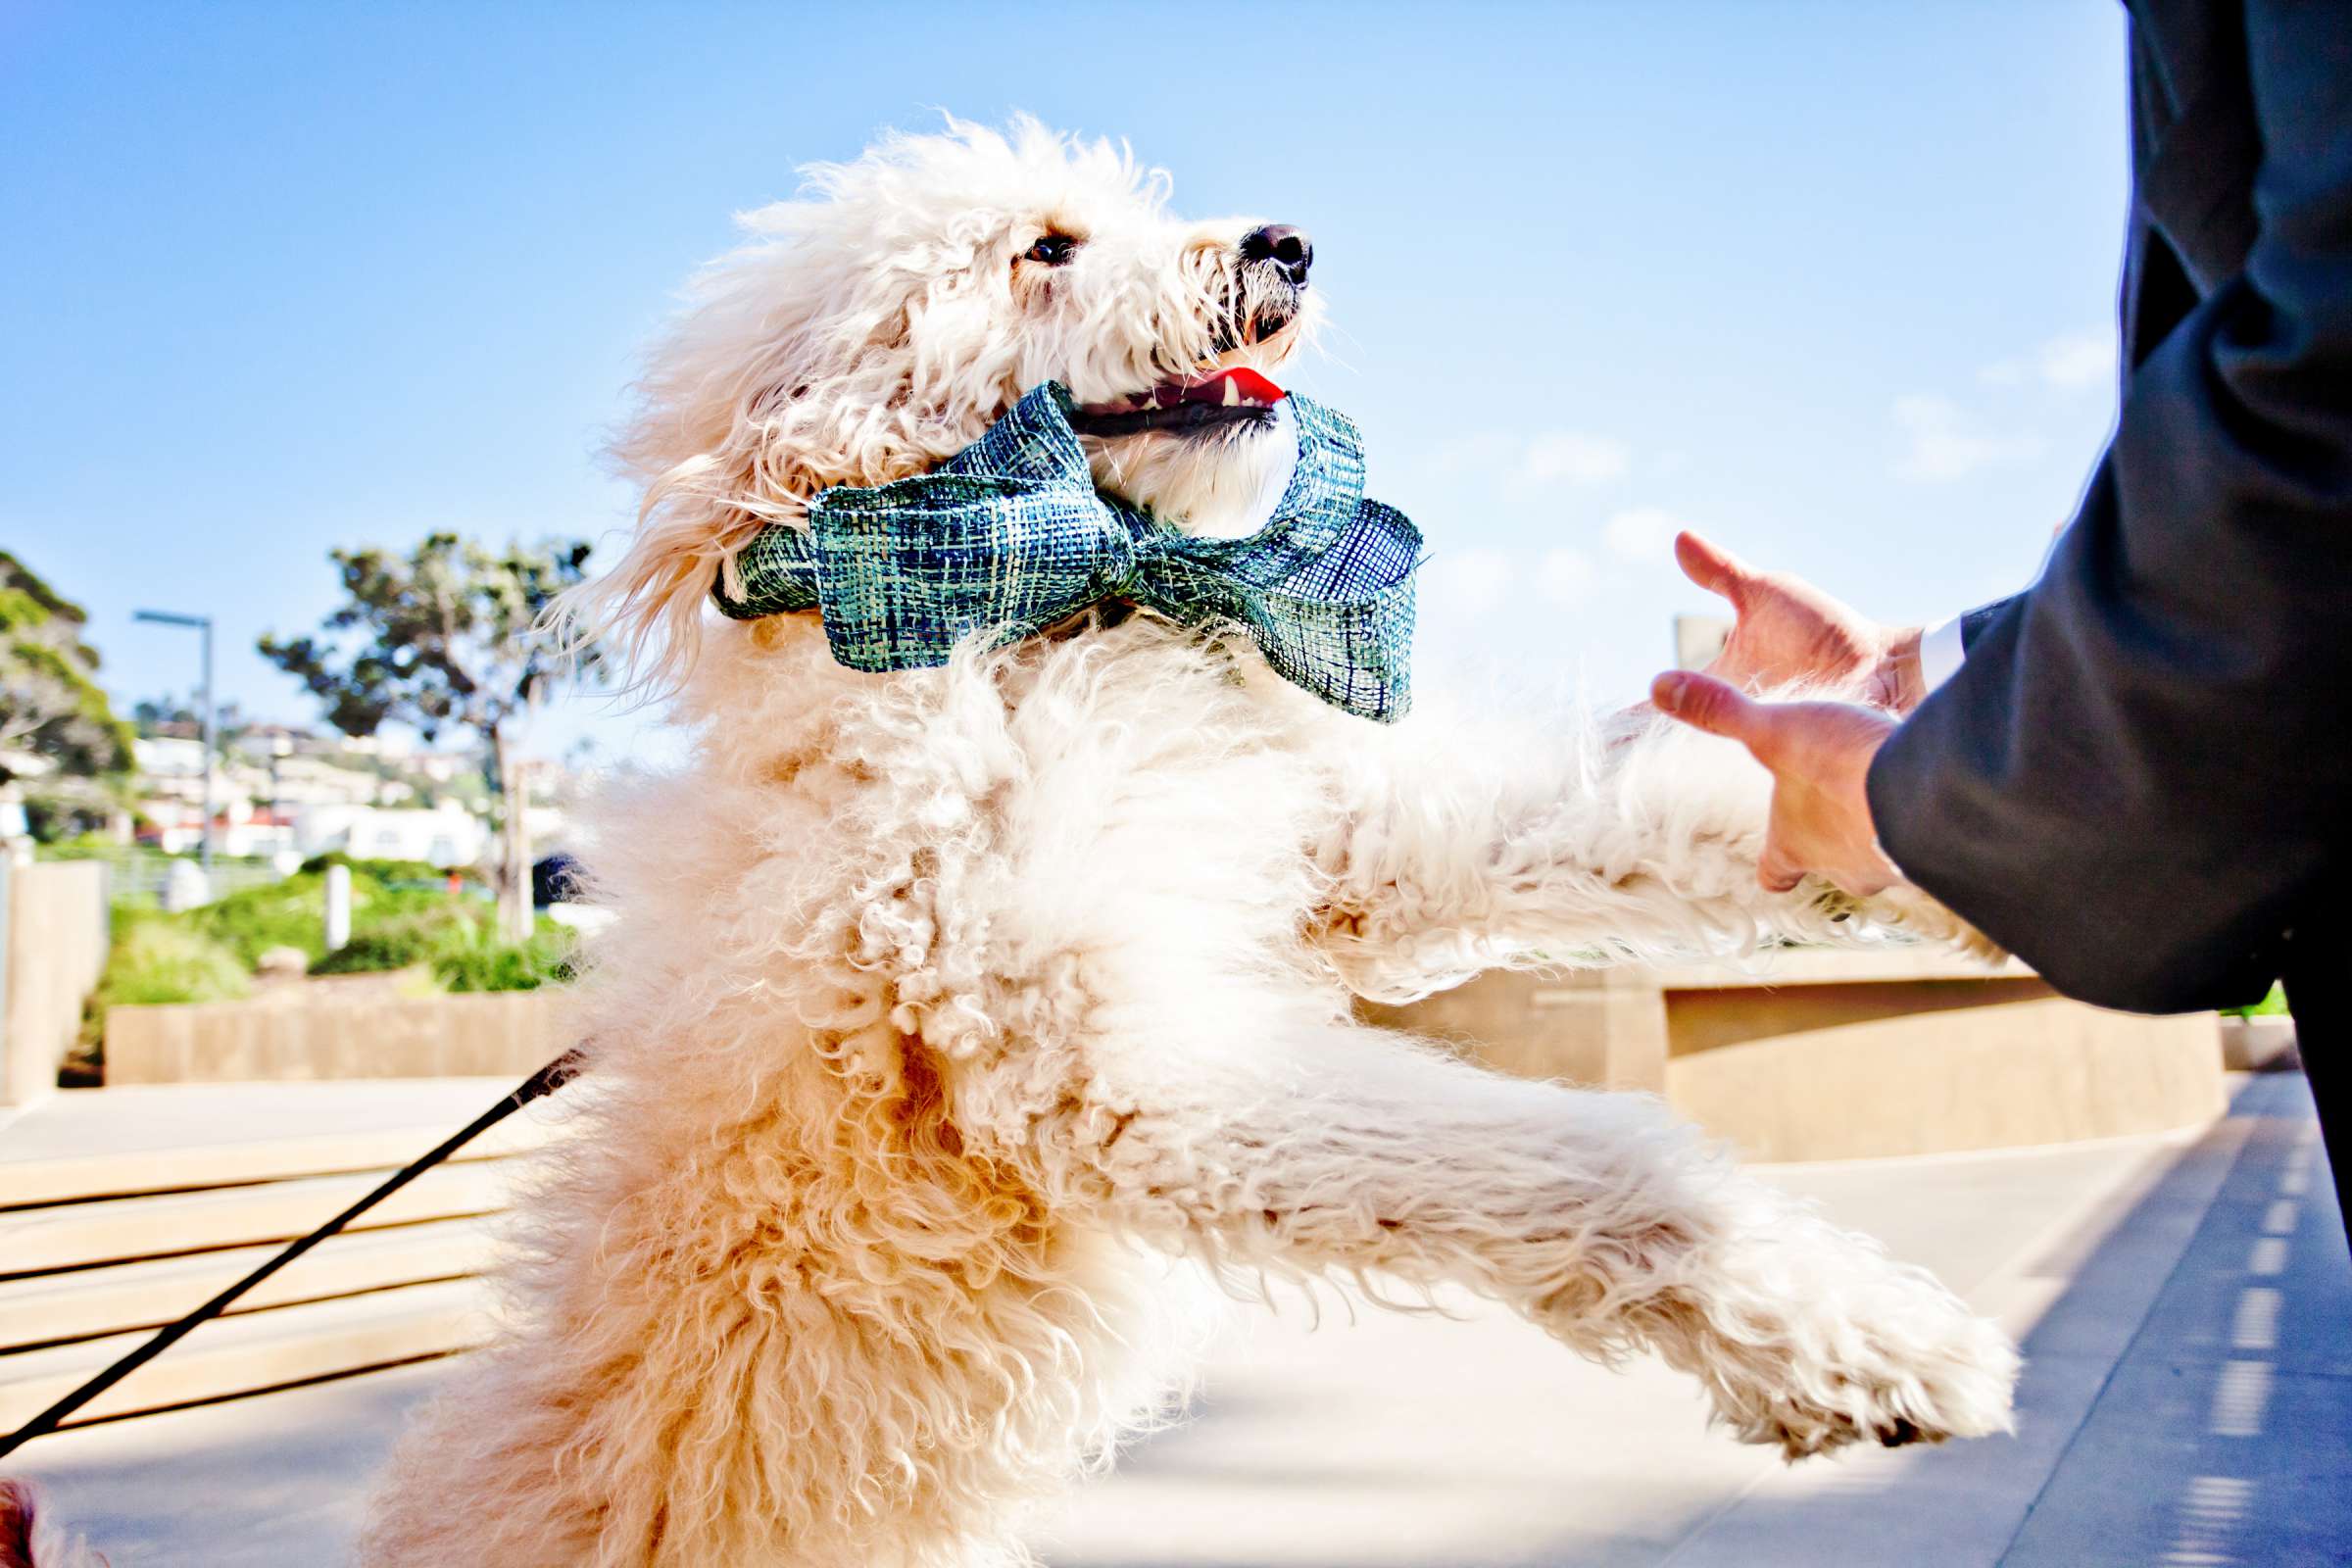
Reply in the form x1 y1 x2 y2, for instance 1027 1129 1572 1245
0 1277 496 1429
0 1110 554 1210
0 1122 548 1210
0 1215 501 1350
0 1161 514 1277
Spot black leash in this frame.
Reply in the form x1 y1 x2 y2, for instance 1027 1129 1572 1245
0 1048 585 1463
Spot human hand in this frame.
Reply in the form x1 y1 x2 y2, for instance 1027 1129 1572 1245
1676 532 1926 713
1649 669 1902 898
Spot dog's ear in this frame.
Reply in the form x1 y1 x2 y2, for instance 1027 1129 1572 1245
548 219 956 694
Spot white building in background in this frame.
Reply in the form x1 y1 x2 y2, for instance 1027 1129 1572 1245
133 735 208 787
125 728 574 874
133 739 288 856
293 801 487 867
131 730 500 862
142 807 298 859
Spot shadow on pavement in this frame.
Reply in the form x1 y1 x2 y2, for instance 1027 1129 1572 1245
1660 1072 2350 1568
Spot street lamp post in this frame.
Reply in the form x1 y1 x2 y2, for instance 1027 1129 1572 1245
133 610 216 879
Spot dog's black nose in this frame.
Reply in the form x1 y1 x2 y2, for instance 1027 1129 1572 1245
1240 224 1313 286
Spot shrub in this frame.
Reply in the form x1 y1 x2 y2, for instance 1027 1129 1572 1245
309 900 487 976
77 913 251 1072
2225 983 2290 1019
31 831 122 860
431 919 576 993
308 898 572 992
300 851 483 889
189 869 471 968
185 870 360 967
94 914 251 1008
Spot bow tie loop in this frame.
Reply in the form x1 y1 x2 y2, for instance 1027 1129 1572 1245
712 382 1421 722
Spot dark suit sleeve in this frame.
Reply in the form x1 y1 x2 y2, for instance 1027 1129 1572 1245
1866 2 2352 1014
1956 597 2020 653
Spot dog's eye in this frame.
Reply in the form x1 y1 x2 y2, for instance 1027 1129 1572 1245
1022 233 1079 267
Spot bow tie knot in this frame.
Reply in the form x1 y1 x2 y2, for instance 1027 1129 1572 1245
1090 528 1145 602
713 382 1422 722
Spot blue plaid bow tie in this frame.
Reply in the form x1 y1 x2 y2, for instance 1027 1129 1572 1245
711 382 1422 722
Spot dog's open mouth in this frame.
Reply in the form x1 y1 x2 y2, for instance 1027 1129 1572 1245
1068 368 1287 438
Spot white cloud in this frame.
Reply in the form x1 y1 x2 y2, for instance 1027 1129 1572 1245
2034 329 2114 391
1979 328 2115 393
1419 546 1513 618
1535 546 1597 606
1891 393 2043 482
1602 506 1685 563
1520 431 1631 487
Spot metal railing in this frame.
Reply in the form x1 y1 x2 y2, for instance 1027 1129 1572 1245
42 847 288 908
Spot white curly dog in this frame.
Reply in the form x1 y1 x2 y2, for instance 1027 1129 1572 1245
360 119 2019 1568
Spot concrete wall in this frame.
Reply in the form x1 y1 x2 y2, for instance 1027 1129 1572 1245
105 988 570 1083
1 858 110 1106
1364 949 2226 1162
1659 978 2223 1161
1368 965 1671 1095
99 945 2229 1157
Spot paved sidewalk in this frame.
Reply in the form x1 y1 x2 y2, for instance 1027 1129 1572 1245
12 1075 2346 1566
2002 1074 2349 1565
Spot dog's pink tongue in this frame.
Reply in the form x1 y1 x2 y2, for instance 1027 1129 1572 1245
1085 368 1287 416
1173 368 1286 407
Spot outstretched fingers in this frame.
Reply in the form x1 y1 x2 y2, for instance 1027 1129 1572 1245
1650 671 1782 760
1673 530 1750 605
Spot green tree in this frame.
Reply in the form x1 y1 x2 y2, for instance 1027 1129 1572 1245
0 552 135 839
259 533 600 939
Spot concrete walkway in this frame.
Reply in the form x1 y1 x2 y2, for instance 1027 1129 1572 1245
12 1075 2345 1566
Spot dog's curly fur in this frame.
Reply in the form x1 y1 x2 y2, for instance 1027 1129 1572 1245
358 119 2019 1568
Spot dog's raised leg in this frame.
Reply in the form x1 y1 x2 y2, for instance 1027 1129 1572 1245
1034 1019 2017 1458
1311 706 1991 1004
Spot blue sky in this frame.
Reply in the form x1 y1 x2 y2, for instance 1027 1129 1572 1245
2 1 2131 757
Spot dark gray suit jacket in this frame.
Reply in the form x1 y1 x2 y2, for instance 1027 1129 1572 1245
1866 0 2351 1022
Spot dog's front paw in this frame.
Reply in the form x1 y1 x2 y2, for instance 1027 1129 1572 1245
1709 1301 2019 1461
1664 1217 2020 1461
